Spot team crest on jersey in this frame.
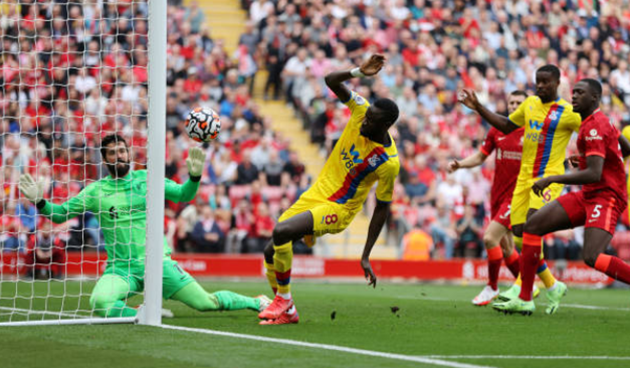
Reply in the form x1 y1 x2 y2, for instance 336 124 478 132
353 93 366 106
368 155 380 167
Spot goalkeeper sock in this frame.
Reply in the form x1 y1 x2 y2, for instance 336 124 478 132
487 246 503 291
214 291 260 311
264 261 278 295
273 242 293 295
504 250 520 278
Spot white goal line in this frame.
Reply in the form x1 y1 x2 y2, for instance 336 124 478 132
423 355 630 361
159 324 497 368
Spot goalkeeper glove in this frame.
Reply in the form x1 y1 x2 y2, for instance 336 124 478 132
18 174 45 204
186 146 205 179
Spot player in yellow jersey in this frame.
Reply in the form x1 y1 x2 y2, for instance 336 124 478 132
459 65 581 314
258 54 400 325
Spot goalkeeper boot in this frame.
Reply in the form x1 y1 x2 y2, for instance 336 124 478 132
258 294 293 320
545 281 568 315
472 285 500 306
259 306 299 325
492 297 535 316
255 295 272 312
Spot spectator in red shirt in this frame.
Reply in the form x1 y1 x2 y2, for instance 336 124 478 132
245 202 274 253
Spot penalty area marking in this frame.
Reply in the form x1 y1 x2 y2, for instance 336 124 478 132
423 355 630 361
159 324 497 368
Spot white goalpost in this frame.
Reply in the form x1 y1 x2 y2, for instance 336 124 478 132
0 0 166 326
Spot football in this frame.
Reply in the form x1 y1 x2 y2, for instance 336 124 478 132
185 107 221 142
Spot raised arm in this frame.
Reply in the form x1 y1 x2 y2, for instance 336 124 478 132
325 54 385 102
458 89 520 134
165 147 205 203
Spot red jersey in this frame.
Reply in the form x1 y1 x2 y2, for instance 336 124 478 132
480 127 524 212
576 110 627 202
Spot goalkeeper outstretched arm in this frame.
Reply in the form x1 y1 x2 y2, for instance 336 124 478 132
19 145 207 221
165 147 205 203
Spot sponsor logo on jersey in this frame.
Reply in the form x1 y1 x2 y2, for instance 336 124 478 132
341 144 363 170
585 128 603 141
529 120 543 130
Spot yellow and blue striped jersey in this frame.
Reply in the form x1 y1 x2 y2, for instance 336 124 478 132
508 96 581 180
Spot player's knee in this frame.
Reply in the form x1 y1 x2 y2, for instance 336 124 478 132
523 220 543 236
273 222 292 245
482 233 498 248
90 295 110 316
512 225 523 237
583 250 600 268
263 241 275 264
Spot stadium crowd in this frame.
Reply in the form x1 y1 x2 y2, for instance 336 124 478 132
0 0 309 267
0 0 629 270
241 0 630 260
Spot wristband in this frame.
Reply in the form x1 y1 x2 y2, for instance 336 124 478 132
189 175 201 182
350 67 365 78
36 200 47 210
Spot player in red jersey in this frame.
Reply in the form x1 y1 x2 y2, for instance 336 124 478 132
494 79 630 314
449 91 529 305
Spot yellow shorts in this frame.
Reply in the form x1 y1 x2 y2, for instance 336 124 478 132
278 191 357 241
510 181 563 226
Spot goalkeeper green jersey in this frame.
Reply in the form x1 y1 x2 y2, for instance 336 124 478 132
40 170 199 270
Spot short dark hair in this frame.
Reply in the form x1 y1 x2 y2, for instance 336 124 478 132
580 78 602 98
536 64 561 81
100 134 128 158
373 98 399 126
509 90 528 99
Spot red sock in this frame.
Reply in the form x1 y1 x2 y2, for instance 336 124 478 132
504 251 520 278
595 254 630 284
487 246 503 291
518 233 542 301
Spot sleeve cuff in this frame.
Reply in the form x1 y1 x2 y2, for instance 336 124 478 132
36 200 47 210
339 91 353 104
585 151 605 158
479 147 491 156
189 175 201 183
376 198 392 205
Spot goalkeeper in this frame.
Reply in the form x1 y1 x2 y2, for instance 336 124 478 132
19 134 270 318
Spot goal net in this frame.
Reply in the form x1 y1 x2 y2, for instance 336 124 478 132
0 0 165 326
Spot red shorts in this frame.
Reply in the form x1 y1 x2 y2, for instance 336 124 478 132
557 191 626 235
491 199 512 229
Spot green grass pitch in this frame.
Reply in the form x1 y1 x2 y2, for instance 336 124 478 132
1 280 629 368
